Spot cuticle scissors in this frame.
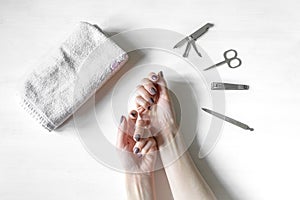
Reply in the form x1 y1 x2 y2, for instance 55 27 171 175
204 49 242 71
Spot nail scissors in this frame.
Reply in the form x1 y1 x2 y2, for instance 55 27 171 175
204 49 242 71
173 23 214 57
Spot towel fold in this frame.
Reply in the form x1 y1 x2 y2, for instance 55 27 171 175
19 22 128 131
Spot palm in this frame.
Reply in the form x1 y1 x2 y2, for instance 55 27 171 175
149 85 176 136
118 121 157 173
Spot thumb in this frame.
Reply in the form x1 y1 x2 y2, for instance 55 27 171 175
156 71 169 99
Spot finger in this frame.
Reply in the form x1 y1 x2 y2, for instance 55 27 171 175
135 95 151 111
133 139 147 154
141 78 157 96
139 112 150 123
148 72 159 83
137 106 145 114
156 71 169 98
116 115 127 148
136 85 155 105
133 119 144 142
127 110 138 135
129 110 138 120
133 119 152 141
140 138 157 156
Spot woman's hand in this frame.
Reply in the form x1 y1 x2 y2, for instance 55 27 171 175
134 71 178 146
117 112 158 200
117 111 157 174
133 71 216 200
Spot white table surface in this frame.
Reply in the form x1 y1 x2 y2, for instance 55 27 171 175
1 0 300 199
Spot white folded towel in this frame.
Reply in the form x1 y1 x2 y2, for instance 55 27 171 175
19 22 128 131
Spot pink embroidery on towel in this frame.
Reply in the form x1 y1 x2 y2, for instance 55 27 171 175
111 61 119 71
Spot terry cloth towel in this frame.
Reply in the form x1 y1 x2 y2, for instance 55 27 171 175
19 22 128 131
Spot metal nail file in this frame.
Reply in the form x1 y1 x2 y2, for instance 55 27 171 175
202 108 254 131
211 82 249 90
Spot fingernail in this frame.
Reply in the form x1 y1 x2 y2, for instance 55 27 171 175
134 134 141 141
150 87 157 95
159 71 164 78
151 74 158 81
120 115 125 124
133 147 139 154
130 111 137 118
149 97 154 104
137 153 143 158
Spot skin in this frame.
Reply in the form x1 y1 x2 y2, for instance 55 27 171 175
118 71 216 200
117 113 157 200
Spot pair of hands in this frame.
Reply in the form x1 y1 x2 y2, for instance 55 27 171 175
117 71 176 173
116 71 217 200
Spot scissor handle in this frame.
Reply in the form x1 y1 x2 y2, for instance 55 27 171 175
223 49 238 59
223 49 242 68
228 58 242 68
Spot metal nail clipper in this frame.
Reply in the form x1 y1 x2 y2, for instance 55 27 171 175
211 82 249 90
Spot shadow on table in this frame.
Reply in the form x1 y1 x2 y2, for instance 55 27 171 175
189 140 236 200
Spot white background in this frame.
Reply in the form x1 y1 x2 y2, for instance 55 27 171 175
1 0 300 199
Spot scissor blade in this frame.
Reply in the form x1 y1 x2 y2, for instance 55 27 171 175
190 23 214 40
173 37 189 49
203 65 216 71
202 108 254 131
183 42 191 57
191 40 202 57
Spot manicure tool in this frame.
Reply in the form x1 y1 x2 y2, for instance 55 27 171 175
202 108 254 131
203 49 242 71
173 23 214 57
211 82 249 90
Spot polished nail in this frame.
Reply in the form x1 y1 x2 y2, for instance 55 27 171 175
137 153 143 158
134 134 141 142
133 147 139 154
151 74 158 81
130 111 137 118
149 97 154 104
120 115 125 124
159 71 164 78
150 87 157 95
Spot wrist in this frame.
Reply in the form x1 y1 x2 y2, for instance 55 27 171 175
125 173 154 200
125 172 153 181
157 127 188 166
156 123 179 147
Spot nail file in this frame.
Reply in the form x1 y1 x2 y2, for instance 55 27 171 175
202 108 254 131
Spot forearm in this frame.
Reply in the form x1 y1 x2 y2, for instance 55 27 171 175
159 127 216 200
125 173 156 200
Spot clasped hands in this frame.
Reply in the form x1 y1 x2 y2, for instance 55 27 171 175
117 71 177 173
116 71 216 200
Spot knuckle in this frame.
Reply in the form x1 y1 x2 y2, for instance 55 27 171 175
135 95 140 101
135 85 143 91
142 78 150 83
